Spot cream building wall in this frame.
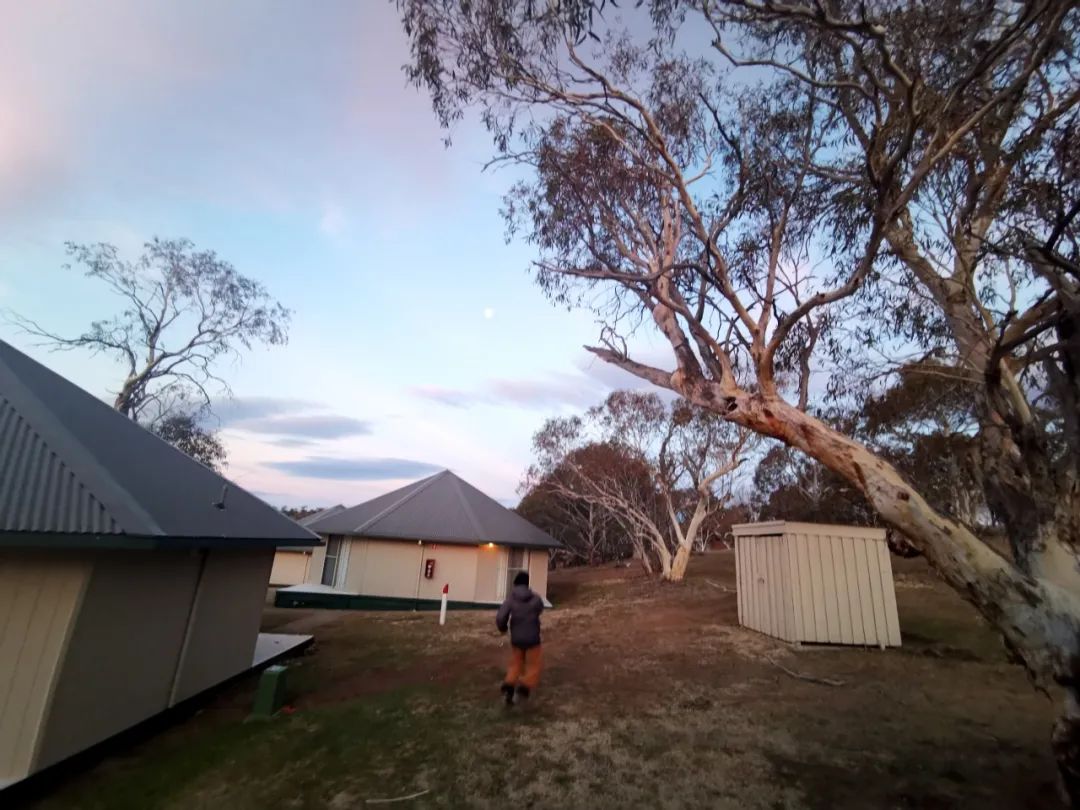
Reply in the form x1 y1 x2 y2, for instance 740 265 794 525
270 549 311 586
304 538 551 603
1 547 275 784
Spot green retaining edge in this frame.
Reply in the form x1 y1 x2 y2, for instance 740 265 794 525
273 590 497 611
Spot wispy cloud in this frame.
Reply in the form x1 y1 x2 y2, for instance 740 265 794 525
410 373 598 410
235 413 372 439
409 385 476 409
269 437 319 448
212 396 372 439
266 456 443 481
409 355 676 411
213 396 319 425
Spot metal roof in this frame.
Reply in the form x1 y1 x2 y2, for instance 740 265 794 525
307 470 560 549
0 339 319 549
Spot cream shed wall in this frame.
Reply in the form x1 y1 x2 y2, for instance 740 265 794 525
734 522 901 648
0 553 89 787
270 550 312 586
305 537 550 603
0 547 274 786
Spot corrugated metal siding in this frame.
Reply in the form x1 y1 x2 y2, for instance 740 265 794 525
0 552 89 783
0 397 119 535
735 523 901 648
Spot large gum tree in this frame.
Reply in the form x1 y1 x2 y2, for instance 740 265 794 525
397 0 1080 798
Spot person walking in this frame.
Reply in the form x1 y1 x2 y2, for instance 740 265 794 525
495 570 544 706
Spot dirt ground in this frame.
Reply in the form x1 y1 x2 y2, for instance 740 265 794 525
27 551 1060 809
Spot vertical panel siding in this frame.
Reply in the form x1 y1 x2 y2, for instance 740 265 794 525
773 538 790 640
35 552 202 771
828 536 854 644
875 539 903 645
0 553 88 784
527 551 549 602
817 534 840 641
756 539 770 635
735 538 744 626
855 538 882 645
735 525 900 648
171 550 274 704
843 536 867 644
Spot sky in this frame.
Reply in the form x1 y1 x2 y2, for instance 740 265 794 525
0 0 669 508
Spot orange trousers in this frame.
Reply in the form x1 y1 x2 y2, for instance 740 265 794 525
505 644 543 690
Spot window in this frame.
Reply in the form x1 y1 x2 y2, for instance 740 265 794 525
506 547 529 595
321 535 343 586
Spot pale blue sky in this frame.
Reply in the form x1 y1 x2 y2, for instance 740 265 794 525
0 0 665 506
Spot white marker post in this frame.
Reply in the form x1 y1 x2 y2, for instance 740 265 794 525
439 583 448 626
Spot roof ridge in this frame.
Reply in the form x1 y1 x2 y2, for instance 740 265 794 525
354 470 448 535
447 471 487 541
0 348 164 536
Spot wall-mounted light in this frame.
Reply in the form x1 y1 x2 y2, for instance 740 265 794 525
486 542 495 549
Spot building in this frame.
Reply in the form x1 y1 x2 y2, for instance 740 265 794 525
269 507 345 586
276 471 560 610
733 521 901 648
0 340 320 789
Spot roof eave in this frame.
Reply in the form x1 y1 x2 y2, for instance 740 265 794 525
0 530 323 551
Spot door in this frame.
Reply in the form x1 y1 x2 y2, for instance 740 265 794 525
321 535 343 586
504 547 529 596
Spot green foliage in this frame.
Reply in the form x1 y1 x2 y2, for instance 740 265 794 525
150 412 227 472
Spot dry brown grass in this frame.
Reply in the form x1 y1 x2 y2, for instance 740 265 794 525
27 552 1058 810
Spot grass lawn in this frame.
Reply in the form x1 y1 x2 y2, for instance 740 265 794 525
25 552 1059 809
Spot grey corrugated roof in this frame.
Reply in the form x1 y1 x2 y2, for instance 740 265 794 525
0 339 319 549
307 471 560 549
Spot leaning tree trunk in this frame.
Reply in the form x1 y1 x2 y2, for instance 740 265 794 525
679 382 1080 802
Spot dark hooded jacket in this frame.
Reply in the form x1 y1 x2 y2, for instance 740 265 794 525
496 584 544 649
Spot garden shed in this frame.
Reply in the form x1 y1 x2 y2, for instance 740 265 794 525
733 521 901 648
0 340 319 789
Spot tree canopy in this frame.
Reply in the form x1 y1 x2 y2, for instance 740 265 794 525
399 0 1080 794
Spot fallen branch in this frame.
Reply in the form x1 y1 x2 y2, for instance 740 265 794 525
706 579 736 592
366 789 431 804
765 656 845 687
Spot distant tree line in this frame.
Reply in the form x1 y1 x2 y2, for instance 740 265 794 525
281 506 322 522
517 390 754 582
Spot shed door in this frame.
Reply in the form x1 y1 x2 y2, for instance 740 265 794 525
736 534 786 639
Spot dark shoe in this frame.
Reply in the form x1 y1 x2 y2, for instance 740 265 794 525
515 685 530 703
500 683 515 706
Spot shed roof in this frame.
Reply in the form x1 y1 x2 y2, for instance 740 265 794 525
0 339 319 549
732 520 886 539
306 470 560 549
